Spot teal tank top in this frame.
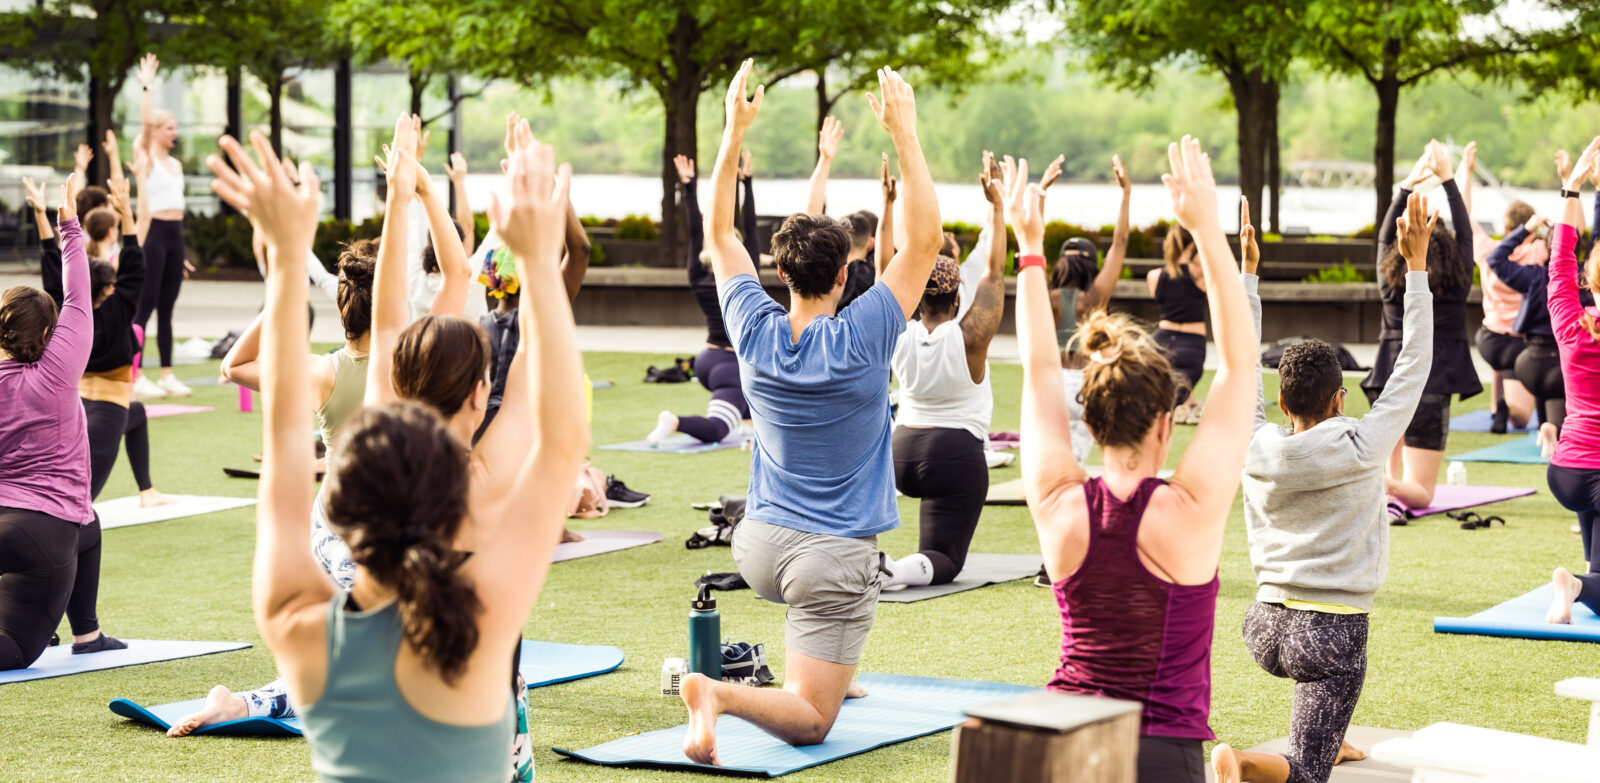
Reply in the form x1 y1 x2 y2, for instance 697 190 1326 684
299 591 514 783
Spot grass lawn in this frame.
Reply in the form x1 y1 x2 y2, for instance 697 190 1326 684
2 349 1593 782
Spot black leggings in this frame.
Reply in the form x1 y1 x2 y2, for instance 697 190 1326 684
681 348 749 444
1515 338 1565 432
1243 602 1369 783
1137 736 1204 783
1545 464 1600 615
1475 326 1525 373
84 399 153 500
0 507 102 669
1154 329 1205 405
891 427 989 585
135 218 185 368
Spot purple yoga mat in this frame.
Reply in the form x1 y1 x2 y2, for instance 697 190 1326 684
1406 485 1536 518
552 530 663 563
144 404 214 418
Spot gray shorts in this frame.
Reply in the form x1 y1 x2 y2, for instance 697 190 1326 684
732 518 881 666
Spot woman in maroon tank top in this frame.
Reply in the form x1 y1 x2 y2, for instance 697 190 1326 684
1008 138 1258 783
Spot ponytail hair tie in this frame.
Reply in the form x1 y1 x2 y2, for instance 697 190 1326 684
1089 343 1122 365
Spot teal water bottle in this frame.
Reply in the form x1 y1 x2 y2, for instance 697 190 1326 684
689 584 721 679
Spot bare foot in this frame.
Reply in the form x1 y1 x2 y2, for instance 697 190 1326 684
1548 567 1582 624
1539 422 1558 460
845 681 868 699
138 488 175 508
167 685 248 737
1335 740 1366 764
1211 743 1242 783
561 527 585 544
681 673 721 765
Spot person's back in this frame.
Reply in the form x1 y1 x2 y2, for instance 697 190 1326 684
892 317 990 440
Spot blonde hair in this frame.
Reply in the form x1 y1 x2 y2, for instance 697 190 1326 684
1162 226 1194 279
1075 311 1179 449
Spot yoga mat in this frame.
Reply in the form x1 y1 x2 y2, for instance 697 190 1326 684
1449 409 1537 434
553 530 663 563
222 467 323 481
1403 485 1536 519
985 468 1174 506
599 431 747 455
1232 726 1413 782
878 554 1043 603
110 641 626 737
1450 434 1546 464
1434 584 1600 643
0 640 250 685
554 673 1037 776
143 404 215 419
94 494 256 530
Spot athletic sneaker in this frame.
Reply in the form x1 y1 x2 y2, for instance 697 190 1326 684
605 476 650 508
132 374 167 399
984 450 1015 469
1033 566 1052 588
1387 502 1409 527
156 374 193 398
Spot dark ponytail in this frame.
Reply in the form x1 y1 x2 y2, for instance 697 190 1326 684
0 285 59 364
324 401 481 684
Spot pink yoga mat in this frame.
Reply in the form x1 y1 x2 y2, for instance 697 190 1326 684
143 404 215 418
1406 485 1536 518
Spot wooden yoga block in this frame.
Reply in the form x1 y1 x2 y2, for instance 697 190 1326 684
950 689 1141 783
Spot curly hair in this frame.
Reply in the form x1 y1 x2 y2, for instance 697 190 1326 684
1277 339 1344 421
772 214 851 299
1380 221 1471 293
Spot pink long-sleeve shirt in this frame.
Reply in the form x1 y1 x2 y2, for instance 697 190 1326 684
1548 223 1600 470
0 218 94 523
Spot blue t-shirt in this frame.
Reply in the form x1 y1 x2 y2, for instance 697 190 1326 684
719 274 905 538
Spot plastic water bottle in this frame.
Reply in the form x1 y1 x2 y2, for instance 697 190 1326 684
688 584 721 679
1447 461 1467 487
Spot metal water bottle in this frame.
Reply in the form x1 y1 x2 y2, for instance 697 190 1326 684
689 584 721 679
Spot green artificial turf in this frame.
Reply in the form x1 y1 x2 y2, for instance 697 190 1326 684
2 351 1593 782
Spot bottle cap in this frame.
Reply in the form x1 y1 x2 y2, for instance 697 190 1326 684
693 582 717 611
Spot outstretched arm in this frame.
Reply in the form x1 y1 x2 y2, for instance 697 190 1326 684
739 153 759 262
1241 197 1269 434
365 115 420 407
1356 192 1437 460
874 153 896 281
38 179 91 386
805 116 842 215
1084 155 1131 313
445 152 476 257
136 54 159 154
872 68 942 319
1553 138 1600 347
959 151 1007 383
560 195 590 304
706 61 763 286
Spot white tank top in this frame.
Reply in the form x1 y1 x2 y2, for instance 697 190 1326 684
146 156 185 213
891 319 993 441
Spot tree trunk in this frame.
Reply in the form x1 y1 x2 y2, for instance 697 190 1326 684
815 69 828 155
88 75 120 185
1226 67 1269 242
1266 80 1281 234
268 72 284 154
1373 75 1400 232
657 11 700 267
409 68 427 119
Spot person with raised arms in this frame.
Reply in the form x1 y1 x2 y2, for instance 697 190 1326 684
130 53 194 399
805 115 880 310
678 60 942 765
1017 136 1256 782
231 120 585 782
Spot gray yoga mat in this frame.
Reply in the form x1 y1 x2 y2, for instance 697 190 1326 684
1207 726 1413 782
878 554 1042 603
552 530 663 563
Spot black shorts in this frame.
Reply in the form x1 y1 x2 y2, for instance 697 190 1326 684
1155 330 1206 404
1138 735 1204 783
1365 389 1451 451
1475 326 1525 373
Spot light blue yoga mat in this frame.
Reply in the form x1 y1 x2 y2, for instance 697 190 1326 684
1450 434 1546 464
1450 409 1538 434
599 431 746 455
1434 584 1600 643
0 640 251 685
109 641 625 736
554 673 1038 776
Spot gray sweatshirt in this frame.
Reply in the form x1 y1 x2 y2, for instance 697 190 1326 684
1242 272 1433 610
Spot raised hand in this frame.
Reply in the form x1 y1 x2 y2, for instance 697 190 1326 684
1162 135 1220 232
107 177 131 216
74 144 93 173
1393 190 1438 271
58 175 76 224
1525 214 1549 234
1402 146 1433 189
1038 154 1065 192
723 59 764 135
1557 149 1573 184
817 116 842 161
739 150 753 180
980 151 1002 208
1427 139 1453 180
1240 196 1260 275
881 153 897 203
1112 154 1130 191
22 177 46 213
382 114 419 200
137 53 159 88
415 120 431 161
487 119 571 266
1564 136 1600 193
672 154 695 185
1460 141 1476 179
999 154 1017 196
214 132 320 256
1003 157 1033 241
445 152 468 184
865 67 916 139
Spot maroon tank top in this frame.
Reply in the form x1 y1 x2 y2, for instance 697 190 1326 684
1047 476 1218 740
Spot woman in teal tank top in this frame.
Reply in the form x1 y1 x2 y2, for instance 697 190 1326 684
221 120 587 783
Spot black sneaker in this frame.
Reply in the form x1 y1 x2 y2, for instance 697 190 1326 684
1033 566 1052 588
605 476 650 508
72 633 127 655
1491 399 1510 434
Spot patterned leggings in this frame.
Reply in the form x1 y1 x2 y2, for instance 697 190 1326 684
1242 602 1369 783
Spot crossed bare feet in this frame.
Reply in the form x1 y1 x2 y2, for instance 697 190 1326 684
1548 567 1583 624
138 488 175 508
166 685 248 737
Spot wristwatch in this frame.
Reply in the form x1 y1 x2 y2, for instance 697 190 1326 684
1561 188 1581 199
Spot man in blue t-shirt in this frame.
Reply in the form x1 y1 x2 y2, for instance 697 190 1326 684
679 60 944 766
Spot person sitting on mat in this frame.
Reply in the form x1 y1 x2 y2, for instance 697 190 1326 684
0 176 128 669
229 118 584 783
1464 141 1540 433
645 150 759 447
1362 141 1481 517
1210 193 1436 783
880 151 1007 589
1018 137 1256 783
1540 138 1600 626
677 62 942 765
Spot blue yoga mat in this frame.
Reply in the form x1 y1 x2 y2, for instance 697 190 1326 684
1450 434 1546 464
1434 584 1600 643
110 641 625 736
0 640 250 685
599 432 746 455
554 673 1037 776
1449 409 1539 434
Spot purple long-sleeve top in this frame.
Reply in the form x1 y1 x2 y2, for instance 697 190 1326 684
0 218 94 523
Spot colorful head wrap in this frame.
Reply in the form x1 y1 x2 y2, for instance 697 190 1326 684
925 255 961 295
478 245 520 299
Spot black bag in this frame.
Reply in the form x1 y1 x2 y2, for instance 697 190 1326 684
686 495 745 549
210 330 242 359
1261 337 1366 371
644 356 696 383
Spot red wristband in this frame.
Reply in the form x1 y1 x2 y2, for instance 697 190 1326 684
1017 254 1046 271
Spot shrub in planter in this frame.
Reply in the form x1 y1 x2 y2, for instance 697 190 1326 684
615 214 659 240
184 210 254 270
1302 261 1370 283
1125 228 1157 259
588 241 608 267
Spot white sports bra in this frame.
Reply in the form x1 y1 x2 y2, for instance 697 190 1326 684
146 156 185 213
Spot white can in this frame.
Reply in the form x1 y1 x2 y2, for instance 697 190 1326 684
660 657 687 697
1447 461 1467 487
